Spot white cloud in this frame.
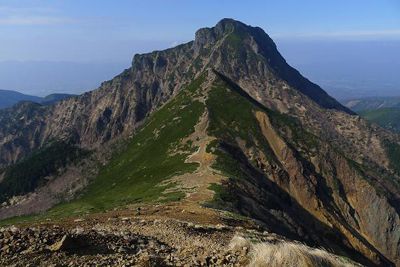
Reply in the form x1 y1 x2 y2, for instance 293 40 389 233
0 16 76 26
0 5 75 26
272 30 400 40
0 6 56 13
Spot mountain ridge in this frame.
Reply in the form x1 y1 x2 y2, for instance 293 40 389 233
0 89 42 109
0 89 75 109
1 19 400 266
343 96 400 112
360 108 400 133
342 96 400 133
0 18 355 168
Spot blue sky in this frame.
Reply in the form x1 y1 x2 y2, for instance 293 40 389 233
0 0 399 62
0 0 399 98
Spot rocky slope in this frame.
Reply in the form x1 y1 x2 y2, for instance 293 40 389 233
1 19 400 266
0 19 355 168
0 208 362 267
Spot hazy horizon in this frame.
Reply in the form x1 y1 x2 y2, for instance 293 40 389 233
1 38 399 100
1 0 399 99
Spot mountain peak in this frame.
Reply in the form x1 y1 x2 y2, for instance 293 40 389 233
1 18 400 266
193 19 353 114
193 18 249 50
215 18 247 31
194 18 265 41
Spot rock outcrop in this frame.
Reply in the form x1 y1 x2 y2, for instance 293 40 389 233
1 18 400 266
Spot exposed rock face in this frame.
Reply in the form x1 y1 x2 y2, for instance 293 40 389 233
0 19 355 168
200 72 400 266
0 43 194 167
194 19 352 113
251 110 400 265
1 18 400 266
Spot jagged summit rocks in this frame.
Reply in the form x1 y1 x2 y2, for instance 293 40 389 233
0 18 352 167
194 18 353 113
0 19 400 266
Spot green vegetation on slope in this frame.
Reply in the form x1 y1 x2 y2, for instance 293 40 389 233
41 75 206 217
206 183 237 211
206 77 276 178
204 76 278 209
359 108 400 133
225 31 246 51
384 140 400 175
206 74 319 178
1 75 206 225
205 74 322 209
0 140 88 203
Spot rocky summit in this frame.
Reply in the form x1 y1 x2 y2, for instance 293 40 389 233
0 19 400 266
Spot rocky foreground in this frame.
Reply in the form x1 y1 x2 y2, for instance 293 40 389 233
0 208 361 267
0 217 256 266
2 18 396 266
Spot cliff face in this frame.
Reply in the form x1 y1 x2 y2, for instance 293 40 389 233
200 72 400 266
0 42 195 166
0 19 357 168
1 19 400 266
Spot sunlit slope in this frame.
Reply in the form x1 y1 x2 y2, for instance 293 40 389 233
45 75 206 216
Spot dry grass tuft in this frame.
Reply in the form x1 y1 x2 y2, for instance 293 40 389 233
229 235 360 267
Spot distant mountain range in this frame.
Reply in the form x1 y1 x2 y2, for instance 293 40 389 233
342 96 400 133
1 19 400 266
342 96 400 112
0 89 75 109
359 108 400 133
